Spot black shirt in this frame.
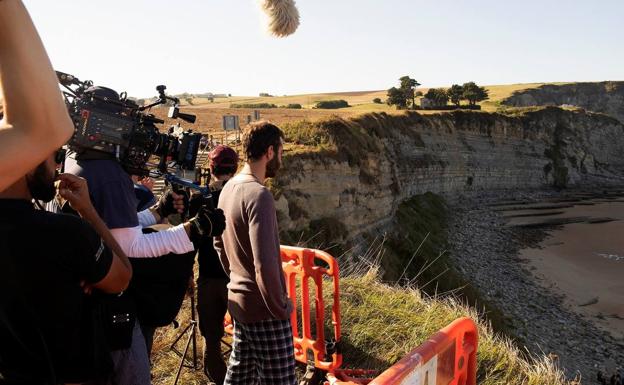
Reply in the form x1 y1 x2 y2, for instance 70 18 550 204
198 186 228 279
0 199 113 384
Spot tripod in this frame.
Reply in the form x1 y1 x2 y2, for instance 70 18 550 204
170 283 201 385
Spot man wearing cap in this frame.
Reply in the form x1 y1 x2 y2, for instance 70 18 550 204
194 145 239 384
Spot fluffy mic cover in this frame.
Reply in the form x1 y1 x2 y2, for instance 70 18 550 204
258 0 300 37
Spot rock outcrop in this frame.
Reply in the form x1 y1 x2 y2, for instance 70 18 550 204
275 108 624 243
501 82 624 123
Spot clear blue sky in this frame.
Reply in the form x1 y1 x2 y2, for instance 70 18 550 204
25 0 624 97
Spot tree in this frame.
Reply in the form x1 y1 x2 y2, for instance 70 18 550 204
447 84 464 106
399 75 421 109
462 82 489 106
424 88 449 107
315 100 349 109
372 97 382 104
386 87 407 109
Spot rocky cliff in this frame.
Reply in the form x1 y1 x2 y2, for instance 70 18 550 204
501 82 624 123
274 108 624 244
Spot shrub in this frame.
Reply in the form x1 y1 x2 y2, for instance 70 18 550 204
315 100 350 109
229 103 277 108
373 97 382 104
283 103 302 109
422 104 481 111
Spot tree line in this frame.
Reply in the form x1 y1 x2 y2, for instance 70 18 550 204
385 76 489 109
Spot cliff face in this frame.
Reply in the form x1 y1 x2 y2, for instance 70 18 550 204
501 82 624 123
274 109 624 242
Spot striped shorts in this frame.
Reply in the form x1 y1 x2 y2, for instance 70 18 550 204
224 318 296 385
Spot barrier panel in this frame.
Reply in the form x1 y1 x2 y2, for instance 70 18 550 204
327 317 478 385
224 245 343 371
224 247 478 385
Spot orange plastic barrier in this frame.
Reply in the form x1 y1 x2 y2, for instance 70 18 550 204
328 317 478 385
224 245 342 371
223 247 478 385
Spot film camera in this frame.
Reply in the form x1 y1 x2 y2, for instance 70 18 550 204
56 71 202 179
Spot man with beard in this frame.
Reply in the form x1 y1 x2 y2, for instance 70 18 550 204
0 150 133 384
214 121 295 385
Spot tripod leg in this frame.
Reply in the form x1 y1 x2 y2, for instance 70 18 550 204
191 321 199 369
172 323 196 385
170 322 193 356
190 293 199 369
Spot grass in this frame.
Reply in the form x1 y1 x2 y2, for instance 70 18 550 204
337 270 572 385
150 260 572 385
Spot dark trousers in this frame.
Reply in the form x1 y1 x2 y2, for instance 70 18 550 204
140 324 156 358
197 276 229 385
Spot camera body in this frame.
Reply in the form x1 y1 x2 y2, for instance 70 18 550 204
58 71 201 176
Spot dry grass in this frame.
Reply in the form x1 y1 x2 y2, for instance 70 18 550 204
150 259 572 385
149 83 567 135
480 82 570 112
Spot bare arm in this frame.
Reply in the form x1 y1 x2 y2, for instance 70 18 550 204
0 0 74 191
58 174 132 293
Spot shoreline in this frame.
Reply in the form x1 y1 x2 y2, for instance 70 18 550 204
446 188 624 383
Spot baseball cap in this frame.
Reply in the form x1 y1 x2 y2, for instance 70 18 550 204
209 145 239 170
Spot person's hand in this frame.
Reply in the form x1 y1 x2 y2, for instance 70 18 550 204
187 206 226 242
80 280 94 295
155 190 188 219
57 173 94 214
188 192 207 218
139 177 155 191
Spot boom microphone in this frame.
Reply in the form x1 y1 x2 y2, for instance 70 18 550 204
258 0 300 37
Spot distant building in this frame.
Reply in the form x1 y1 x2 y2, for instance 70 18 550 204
420 97 435 109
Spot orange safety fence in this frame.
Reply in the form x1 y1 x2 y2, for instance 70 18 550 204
224 247 478 385
327 317 478 385
224 245 342 371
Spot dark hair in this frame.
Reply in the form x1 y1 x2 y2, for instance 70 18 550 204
212 164 237 176
242 121 284 161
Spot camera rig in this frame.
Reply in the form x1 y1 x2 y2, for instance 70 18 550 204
56 71 210 197
57 72 199 175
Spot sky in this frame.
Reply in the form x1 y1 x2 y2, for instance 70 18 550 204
24 0 624 98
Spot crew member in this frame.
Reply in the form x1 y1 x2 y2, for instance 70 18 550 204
0 150 132 384
64 91 225 384
195 145 239 384
215 121 295 385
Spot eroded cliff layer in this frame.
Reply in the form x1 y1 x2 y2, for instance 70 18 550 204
501 81 624 123
274 108 624 242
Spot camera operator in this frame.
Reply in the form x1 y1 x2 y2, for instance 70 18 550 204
64 97 226 384
0 0 74 191
0 151 132 384
191 145 239 384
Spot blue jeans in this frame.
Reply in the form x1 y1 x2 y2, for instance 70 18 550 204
108 321 152 385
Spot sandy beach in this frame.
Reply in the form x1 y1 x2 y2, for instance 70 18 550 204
508 201 624 340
